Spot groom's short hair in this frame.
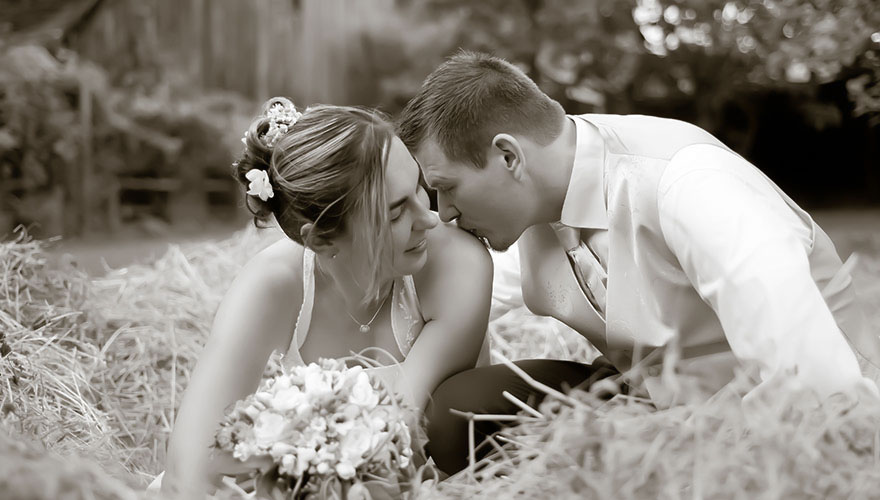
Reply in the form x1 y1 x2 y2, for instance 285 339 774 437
397 51 565 169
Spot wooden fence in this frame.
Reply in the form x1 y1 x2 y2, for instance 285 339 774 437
66 0 396 105
1 0 404 237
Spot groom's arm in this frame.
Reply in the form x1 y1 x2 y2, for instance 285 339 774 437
657 144 873 398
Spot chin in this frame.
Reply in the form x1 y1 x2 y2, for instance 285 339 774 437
397 250 429 275
488 241 513 252
486 234 514 252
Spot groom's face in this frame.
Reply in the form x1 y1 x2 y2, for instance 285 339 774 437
414 138 527 251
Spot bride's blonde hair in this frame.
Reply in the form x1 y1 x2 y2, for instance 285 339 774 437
234 97 394 305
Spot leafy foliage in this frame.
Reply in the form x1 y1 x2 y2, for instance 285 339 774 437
0 44 251 237
407 0 880 120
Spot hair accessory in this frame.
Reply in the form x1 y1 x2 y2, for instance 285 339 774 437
239 101 302 149
263 101 303 147
245 168 274 201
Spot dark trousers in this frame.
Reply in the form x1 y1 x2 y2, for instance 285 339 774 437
424 358 619 475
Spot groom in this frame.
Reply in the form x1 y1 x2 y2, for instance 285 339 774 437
397 52 880 472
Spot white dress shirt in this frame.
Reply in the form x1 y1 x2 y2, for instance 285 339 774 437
490 113 879 402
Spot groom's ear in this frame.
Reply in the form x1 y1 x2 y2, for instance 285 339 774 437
491 133 526 181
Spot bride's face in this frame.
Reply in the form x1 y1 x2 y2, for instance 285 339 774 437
332 137 438 284
383 137 439 276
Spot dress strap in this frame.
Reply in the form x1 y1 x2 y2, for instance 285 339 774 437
287 248 315 365
390 275 425 357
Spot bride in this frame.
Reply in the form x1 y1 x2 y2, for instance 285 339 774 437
159 97 493 497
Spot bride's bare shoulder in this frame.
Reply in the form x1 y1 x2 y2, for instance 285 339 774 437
231 237 304 300
416 222 492 286
414 222 493 320
426 222 489 261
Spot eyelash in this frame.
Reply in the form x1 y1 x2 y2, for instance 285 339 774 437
391 186 428 223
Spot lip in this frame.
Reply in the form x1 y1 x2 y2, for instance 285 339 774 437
465 227 482 240
405 239 427 253
459 223 480 238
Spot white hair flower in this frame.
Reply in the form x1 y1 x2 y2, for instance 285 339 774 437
245 168 274 201
263 101 302 147
239 100 303 149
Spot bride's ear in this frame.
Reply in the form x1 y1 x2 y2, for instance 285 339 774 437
491 133 526 181
300 223 338 257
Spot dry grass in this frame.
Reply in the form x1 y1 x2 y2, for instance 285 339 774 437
0 225 878 499
426 230 880 500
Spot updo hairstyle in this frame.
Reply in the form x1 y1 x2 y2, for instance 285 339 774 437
233 97 396 304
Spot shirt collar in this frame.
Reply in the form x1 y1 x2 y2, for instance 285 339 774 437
560 115 608 230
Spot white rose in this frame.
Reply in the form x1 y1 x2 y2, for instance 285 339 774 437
295 401 313 418
253 412 288 447
333 419 355 436
316 446 336 464
300 427 327 449
269 442 296 460
336 365 364 391
316 462 331 474
340 424 373 462
304 369 333 396
341 403 361 421
296 446 317 464
271 386 307 412
310 416 328 433
336 461 357 480
369 431 390 452
272 375 292 390
349 373 379 409
368 415 387 433
233 441 260 461
244 404 261 421
280 454 296 475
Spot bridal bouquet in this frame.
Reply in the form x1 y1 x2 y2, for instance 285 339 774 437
213 353 417 499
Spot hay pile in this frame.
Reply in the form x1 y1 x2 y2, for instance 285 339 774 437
427 372 880 500
1 226 879 499
428 234 880 500
0 226 279 495
0 431 150 500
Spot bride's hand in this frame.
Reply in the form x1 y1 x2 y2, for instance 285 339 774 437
209 449 275 477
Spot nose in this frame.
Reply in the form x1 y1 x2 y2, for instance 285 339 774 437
437 194 460 223
414 198 440 231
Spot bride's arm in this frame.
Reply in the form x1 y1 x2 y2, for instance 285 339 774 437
393 223 493 412
161 245 300 498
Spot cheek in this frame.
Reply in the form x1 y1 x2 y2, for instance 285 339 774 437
390 223 411 255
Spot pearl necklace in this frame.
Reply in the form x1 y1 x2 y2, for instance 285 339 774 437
345 289 391 334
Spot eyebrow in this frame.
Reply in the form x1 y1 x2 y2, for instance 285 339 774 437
411 155 440 190
389 196 407 211
422 172 448 191
389 161 423 211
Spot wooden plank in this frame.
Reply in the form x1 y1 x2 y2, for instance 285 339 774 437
116 177 231 193
118 177 182 192
78 79 93 235
254 0 271 101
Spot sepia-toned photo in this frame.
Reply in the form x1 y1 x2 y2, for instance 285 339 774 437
1 1 879 498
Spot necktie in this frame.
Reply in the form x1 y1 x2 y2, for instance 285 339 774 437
551 223 608 320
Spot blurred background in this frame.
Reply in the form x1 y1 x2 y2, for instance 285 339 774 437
1 0 879 271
